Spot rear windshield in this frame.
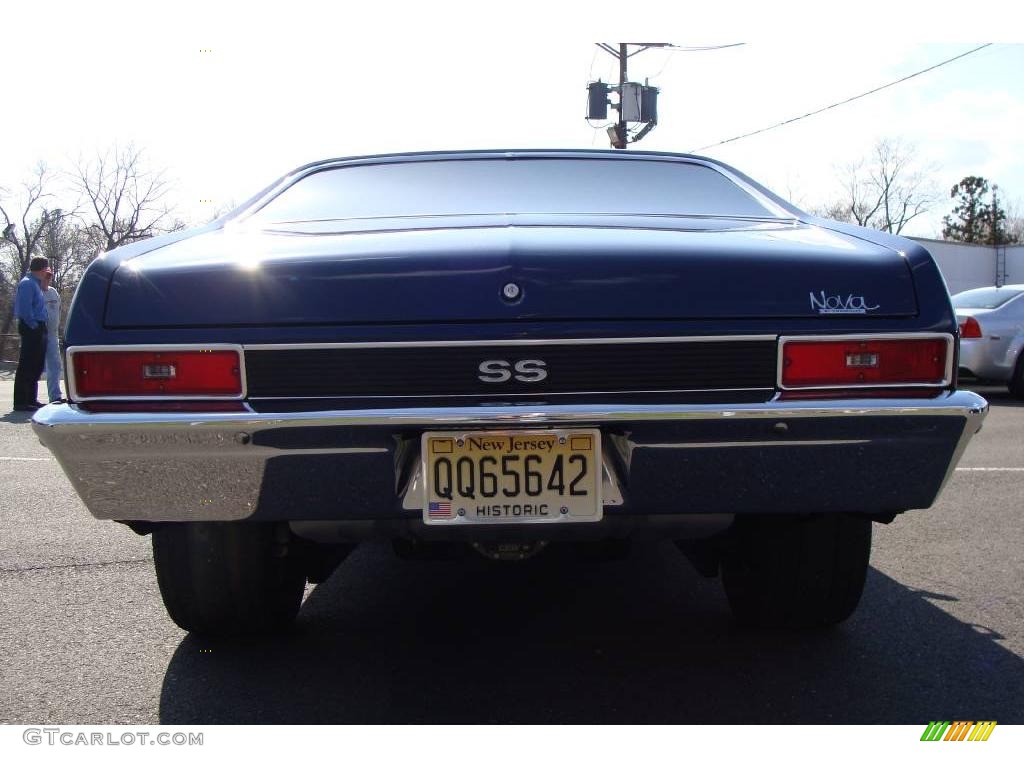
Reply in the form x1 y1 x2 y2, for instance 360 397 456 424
251 158 777 223
952 287 1024 309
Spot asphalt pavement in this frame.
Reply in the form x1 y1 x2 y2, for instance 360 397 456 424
1 380 1021 724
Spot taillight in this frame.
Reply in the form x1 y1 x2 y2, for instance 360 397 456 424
80 401 249 413
959 317 982 339
780 337 950 389
71 348 243 399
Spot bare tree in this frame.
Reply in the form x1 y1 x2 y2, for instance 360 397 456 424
0 162 64 277
31 216 103 340
0 163 67 359
74 144 183 252
205 199 240 224
809 200 853 222
37 214 103 293
1003 198 1024 245
820 138 939 235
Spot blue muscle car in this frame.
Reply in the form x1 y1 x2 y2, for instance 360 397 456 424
31 149 988 635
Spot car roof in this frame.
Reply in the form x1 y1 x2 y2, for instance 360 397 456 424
296 148 719 172
955 285 1024 294
281 149 741 187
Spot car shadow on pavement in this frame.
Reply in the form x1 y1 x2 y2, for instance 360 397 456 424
969 385 1024 408
0 410 35 423
158 539 1024 724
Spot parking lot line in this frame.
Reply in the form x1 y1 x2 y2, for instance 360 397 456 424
955 467 1024 471
0 457 52 461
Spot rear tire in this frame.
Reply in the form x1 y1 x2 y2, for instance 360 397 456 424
152 522 306 636
1007 352 1024 399
720 514 871 629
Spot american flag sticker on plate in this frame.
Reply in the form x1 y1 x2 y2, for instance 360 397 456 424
428 501 453 519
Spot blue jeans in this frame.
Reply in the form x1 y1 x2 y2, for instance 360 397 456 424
43 332 62 402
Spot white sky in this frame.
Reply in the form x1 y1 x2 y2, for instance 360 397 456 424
2 0 1023 238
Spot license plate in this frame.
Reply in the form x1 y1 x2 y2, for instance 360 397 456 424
421 429 602 525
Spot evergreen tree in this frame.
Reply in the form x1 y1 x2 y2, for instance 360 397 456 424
987 185 1009 245
942 176 990 243
942 176 1014 244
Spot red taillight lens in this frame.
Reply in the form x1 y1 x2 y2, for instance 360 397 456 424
72 349 243 399
959 316 982 339
80 401 248 413
781 338 948 388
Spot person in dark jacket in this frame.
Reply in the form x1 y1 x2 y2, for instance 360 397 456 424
12 257 51 411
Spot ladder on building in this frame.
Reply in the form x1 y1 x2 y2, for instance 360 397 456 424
996 245 1007 287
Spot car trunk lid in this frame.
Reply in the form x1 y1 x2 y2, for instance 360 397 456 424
103 217 918 327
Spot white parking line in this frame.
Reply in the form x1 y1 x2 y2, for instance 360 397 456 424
0 457 52 462
956 467 1024 471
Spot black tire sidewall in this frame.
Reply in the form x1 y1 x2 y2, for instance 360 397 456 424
153 522 306 636
721 514 872 629
1008 351 1024 399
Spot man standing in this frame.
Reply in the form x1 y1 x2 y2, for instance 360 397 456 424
40 270 63 403
12 257 51 411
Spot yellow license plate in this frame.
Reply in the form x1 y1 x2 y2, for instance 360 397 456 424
421 429 602 525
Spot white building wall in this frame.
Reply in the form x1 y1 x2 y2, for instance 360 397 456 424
1005 246 1024 286
909 238 1024 296
911 239 998 296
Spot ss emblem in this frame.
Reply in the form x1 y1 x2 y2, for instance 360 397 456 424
478 359 548 383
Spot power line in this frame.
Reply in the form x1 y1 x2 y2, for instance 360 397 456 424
624 42 745 56
690 43 993 153
661 43 745 52
597 42 745 60
649 49 675 80
650 44 746 78
587 45 599 84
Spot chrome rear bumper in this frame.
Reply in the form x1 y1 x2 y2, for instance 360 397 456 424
32 392 988 524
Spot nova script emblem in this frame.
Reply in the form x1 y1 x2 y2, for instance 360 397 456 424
809 290 880 314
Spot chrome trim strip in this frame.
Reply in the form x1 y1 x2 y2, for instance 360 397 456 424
247 387 774 401
66 344 248 402
33 390 988 430
242 335 777 351
638 439 871 449
262 213 798 232
776 333 956 391
237 153 794 223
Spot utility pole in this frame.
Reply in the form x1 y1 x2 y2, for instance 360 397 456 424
614 43 628 149
587 43 666 149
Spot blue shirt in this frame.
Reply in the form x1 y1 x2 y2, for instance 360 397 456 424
13 274 48 329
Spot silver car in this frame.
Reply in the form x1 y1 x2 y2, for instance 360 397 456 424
954 285 1024 397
